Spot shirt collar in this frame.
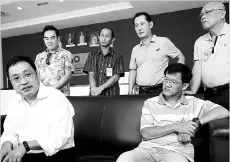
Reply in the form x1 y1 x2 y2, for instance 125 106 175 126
97 48 113 56
206 22 229 41
157 92 188 105
140 34 157 46
45 47 62 54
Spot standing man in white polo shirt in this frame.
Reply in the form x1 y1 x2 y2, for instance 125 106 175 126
188 2 229 109
128 12 185 95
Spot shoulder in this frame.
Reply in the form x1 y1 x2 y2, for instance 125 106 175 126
132 44 141 53
111 49 123 58
36 51 46 59
195 34 208 45
145 96 159 104
59 48 72 57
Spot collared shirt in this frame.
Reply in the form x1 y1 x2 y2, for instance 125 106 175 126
35 47 74 96
83 48 124 96
139 93 218 162
194 22 230 88
129 35 181 86
0 85 75 156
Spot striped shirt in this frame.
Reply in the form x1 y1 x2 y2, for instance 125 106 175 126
83 48 124 96
139 93 219 162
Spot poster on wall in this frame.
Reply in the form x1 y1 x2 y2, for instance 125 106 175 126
66 32 76 47
89 32 99 47
72 53 89 76
77 31 87 46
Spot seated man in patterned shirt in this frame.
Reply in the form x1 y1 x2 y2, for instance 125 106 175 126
35 25 74 96
117 63 229 162
83 28 124 96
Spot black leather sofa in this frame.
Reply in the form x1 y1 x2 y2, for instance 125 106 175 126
1 94 229 162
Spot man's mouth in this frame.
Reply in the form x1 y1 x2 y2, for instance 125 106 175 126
22 86 32 91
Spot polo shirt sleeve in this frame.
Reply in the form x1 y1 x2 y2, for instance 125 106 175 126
193 40 200 61
165 38 181 58
83 52 95 74
113 54 125 77
129 48 137 70
196 99 219 118
140 101 155 130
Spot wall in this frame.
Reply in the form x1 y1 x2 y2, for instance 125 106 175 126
2 4 229 88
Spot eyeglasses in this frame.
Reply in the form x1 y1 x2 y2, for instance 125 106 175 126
163 76 182 85
198 9 223 20
46 53 52 65
10 71 35 84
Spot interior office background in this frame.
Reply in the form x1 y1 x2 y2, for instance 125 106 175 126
1 2 229 89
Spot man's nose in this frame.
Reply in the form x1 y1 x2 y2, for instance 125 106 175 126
20 77 29 84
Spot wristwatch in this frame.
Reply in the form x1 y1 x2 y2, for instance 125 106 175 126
22 141 30 152
192 118 202 128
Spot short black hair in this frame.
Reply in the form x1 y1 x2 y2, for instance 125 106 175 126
132 12 152 24
164 63 192 83
99 28 115 38
42 25 59 37
6 56 37 79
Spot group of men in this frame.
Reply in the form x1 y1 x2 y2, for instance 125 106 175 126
0 1 229 162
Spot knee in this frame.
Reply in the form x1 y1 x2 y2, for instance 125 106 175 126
116 151 136 162
163 153 188 162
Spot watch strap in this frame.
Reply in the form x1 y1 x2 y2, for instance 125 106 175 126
22 141 30 152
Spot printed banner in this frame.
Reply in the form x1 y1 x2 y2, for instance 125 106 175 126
72 53 89 76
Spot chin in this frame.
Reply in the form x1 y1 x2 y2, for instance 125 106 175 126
162 90 171 96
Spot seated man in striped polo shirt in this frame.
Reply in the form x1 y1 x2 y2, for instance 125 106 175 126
117 63 229 162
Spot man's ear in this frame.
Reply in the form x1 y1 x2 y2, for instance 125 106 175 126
150 21 154 29
182 83 189 91
220 10 226 19
58 36 60 42
111 38 115 43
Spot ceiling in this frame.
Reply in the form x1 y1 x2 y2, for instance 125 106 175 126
1 0 211 38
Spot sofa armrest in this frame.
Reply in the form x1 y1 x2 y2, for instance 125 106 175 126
209 118 229 162
209 118 229 138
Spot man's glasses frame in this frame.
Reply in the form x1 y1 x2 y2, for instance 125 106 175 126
10 71 35 84
198 9 223 20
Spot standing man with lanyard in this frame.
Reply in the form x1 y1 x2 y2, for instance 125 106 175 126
129 12 185 95
35 25 74 96
188 2 229 109
83 28 124 96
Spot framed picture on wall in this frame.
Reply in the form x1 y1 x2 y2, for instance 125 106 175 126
66 32 76 47
89 32 99 47
59 35 64 48
77 31 87 46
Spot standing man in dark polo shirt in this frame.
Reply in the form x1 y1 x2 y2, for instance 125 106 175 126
83 28 124 96
129 12 185 95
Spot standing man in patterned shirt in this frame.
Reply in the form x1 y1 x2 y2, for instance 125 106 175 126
35 25 74 96
129 12 185 95
83 28 124 96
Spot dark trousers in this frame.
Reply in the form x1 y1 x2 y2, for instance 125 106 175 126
204 84 229 110
139 84 162 95
21 148 75 162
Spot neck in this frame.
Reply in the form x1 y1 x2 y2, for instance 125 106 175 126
164 93 182 107
100 46 110 55
48 46 59 52
142 34 153 46
24 95 37 105
209 21 225 36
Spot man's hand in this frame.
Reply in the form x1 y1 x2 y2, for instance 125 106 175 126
173 121 198 137
0 142 13 162
178 133 192 143
2 145 26 162
90 87 104 96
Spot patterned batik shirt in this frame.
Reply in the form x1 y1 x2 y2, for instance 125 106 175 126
35 47 74 96
83 48 124 96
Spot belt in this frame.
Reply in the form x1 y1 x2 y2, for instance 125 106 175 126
139 83 163 90
205 83 229 94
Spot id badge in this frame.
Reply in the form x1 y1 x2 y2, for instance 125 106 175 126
106 68 113 77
